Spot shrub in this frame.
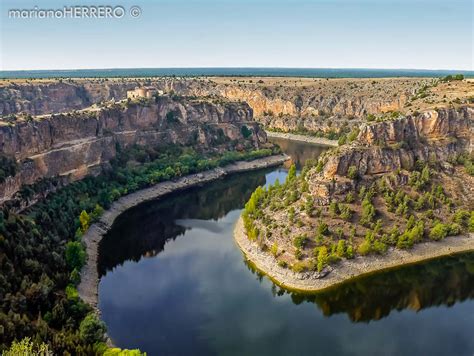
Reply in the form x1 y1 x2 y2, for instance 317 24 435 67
346 245 354 259
278 260 288 268
317 246 328 272
372 240 387 254
79 313 106 344
347 166 359 180
293 234 308 249
336 240 346 257
345 191 355 203
429 222 449 240
470 211 474 232
329 202 339 217
448 223 462 236
357 240 372 255
294 249 303 260
317 221 330 236
339 204 353 221
2 338 51 356
292 262 307 273
271 242 279 257
360 198 376 226
397 232 414 249
453 210 470 227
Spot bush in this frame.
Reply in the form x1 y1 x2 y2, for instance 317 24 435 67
317 246 328 272
357 240 372 256
336 240 346 257
79 313 106 344
345 191 355 203
317 221 330 236
372 240 387 254
292 262 307 273
360 198 376 226
448 223 462 236
339 204 353 221
347 166 359 180
271 242 279 257
2 338 51 356
429 222 449 241
293 234 308 249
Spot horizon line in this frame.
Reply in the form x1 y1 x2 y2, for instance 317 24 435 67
0 66 473 73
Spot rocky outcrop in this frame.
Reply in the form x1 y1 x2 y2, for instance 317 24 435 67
0 78 422 131
0 96 265 204
321 107 473 180
0 81 136 116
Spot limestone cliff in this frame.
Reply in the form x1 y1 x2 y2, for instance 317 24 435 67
0 96 265 204
321 107 473 180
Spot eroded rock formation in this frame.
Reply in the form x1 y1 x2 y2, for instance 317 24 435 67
0 96 265 204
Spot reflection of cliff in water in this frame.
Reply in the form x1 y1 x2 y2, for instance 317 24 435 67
269 137 327 169
98 170 268 277
248 253 474 322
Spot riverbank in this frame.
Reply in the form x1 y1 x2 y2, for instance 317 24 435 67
77 154 290 307
265 131 338 147
234 216 474 292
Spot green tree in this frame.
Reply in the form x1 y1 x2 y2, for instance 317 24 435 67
287 164 297 182
336 240 346 257
317 246 328 272
2 337 51 356
65 241 86 270
429 222 449 241
79 210 90 233
79 313 106 344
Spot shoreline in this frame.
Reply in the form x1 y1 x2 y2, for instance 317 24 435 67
234 216 474 293
265 131 339 147
77 153 290 307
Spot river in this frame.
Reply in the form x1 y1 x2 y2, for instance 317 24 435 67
98 139 474 356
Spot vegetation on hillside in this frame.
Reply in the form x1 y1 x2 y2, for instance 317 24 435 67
243 158 474 274
0 143 277 353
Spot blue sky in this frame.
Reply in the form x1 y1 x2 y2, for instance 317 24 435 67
0 0 472 70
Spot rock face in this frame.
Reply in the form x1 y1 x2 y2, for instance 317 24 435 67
317 107 473 195
0 78 425 133
0 82 136 116
0 96 265 204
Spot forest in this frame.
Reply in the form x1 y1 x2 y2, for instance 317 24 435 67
0 142 277 354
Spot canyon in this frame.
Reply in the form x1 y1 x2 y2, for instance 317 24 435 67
0 95 266 205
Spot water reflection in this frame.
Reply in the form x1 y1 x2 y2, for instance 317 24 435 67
247 253 474 322
99 169 269 277
98 139 474 356
268 137 328 169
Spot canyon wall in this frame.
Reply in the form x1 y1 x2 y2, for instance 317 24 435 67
0 96 265 204
0 78 423 132
319 106 473 180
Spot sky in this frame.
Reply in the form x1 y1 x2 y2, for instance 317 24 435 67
0 0 472 71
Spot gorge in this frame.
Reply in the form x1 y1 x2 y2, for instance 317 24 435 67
0 76 473 355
